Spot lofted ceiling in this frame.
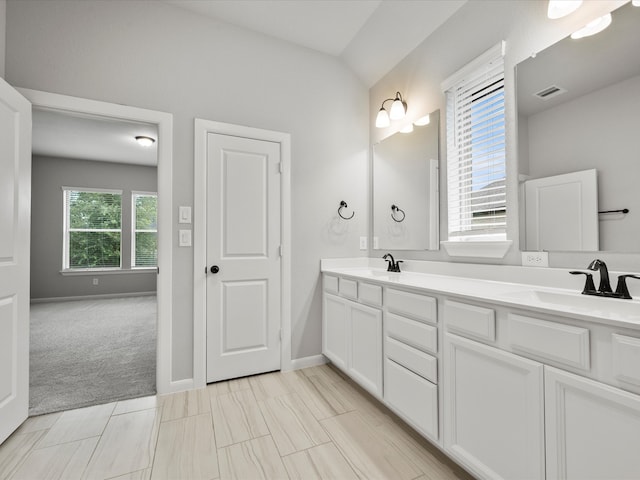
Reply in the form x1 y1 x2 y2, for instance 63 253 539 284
33 0 466 164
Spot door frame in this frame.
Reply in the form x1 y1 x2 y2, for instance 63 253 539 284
18 88 176 394
193 119 292 388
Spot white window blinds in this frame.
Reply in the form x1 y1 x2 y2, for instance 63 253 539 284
132 192 158 267
445 43 506 240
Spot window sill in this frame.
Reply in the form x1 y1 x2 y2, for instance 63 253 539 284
441 240 513 258
60 268 156 276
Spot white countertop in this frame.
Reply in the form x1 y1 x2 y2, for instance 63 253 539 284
321 261 640 331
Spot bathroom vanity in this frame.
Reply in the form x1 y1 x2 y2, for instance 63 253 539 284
321 259 640 480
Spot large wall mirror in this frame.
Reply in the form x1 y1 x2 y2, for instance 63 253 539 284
373 110 439 251
517 1 640 253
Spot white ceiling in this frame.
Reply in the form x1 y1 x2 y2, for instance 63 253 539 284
165 0 466 87
32 0 465 163
32 109 158 167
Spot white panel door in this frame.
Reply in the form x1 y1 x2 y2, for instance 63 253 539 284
443 333 545 480
545 366 640 480
0 79 31 444
524 169 598 251
206 133 281 383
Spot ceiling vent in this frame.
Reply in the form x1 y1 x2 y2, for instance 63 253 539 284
534 85 567 100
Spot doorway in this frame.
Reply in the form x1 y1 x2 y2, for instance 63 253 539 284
18 88 174 403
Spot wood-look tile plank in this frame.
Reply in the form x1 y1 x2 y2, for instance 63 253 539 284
151 413 218 480
301 364 345 384
82 408 160 479
217 435 288 480
211 389 269 448
321 411 422 480
207 377 251 398
258 393 330 456
38 402 115 448
294 374 355 420
248 372 293 401
11 436 98 480
113 395 161 416
331 380 391 427
161 389 209 422
0 430 46 479
282 442 359 480
15 412 63 435
109 468 152 480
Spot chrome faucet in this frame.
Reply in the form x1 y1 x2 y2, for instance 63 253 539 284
587 259 613 294
382 253 403 273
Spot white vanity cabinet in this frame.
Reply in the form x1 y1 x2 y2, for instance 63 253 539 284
322 275 383 398
443 333 545 480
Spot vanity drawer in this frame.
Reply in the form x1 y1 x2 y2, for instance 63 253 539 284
444 299 495 342
385 312 437 354
339 278 357 300
508 313 590 371
324 275 338 294
612 333 640 386
385 336 437 384
384 358 438 441
359 282 382 307
386 288 437 324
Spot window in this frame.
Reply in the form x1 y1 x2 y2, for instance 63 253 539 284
63 188 122 269
444 43 506 241
132 192 158 267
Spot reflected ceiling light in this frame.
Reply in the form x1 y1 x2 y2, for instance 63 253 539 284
547 0 582 19
399 124 414 134
135 135 156 147
375 91 407 128
571 13 612 39
414 114 431 126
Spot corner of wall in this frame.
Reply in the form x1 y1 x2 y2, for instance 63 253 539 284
0 0 6 78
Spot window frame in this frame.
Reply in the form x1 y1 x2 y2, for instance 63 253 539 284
62 186 123 271
131 191 158 269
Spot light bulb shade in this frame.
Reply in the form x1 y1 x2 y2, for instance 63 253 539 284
547 0 582 19
571 13 611 39
389 98 406 120
399 124 414 134
633 0 640 6
414 114 430 126
375 108 390 128
135 135 156 147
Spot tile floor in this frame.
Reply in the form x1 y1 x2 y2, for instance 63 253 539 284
0 364 472 480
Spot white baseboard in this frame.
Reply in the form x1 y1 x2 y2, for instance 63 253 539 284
159 378 194 395
30 291 156 304
289 354 327 371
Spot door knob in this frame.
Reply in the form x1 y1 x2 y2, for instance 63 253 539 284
210 265 220 274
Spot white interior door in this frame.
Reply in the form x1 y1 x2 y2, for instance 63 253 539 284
0 79 32 444
206 133 281 383
524 169 598 251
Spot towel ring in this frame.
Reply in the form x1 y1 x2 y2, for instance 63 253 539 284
338 200 355 220
391 204 405 223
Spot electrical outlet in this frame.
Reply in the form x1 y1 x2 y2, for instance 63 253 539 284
92 278 99 286
359 236 367 250
521 251 549 267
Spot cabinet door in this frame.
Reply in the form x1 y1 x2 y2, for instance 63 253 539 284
349 302 383 398
322 293 348 371
545 366 640 480
443 334 545 480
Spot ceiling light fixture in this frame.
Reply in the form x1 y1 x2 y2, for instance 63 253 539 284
571 13 612 39
547 0 582 19
375 91 407 128
135 135 156 147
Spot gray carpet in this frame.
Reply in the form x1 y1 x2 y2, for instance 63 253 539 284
29 296 157 416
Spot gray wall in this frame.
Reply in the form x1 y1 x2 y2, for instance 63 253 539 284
0 0 5 78
369 0 639 272
31 155 158 300
5 0 369 381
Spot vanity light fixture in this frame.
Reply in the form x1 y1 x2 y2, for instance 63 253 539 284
135 135 156 147
571 13 612 39
547 0 582 19
414 114 430 126
375 91 407 128
399 124 414 134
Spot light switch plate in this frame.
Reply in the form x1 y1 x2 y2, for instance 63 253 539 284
179 206 192 224
179 229 192 247
359 236 367 250
522 251 549 267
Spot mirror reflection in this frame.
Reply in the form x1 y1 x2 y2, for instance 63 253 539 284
373 110 439 251
517 1 640 252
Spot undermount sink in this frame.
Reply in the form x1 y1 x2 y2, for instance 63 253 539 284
501 289 640 319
